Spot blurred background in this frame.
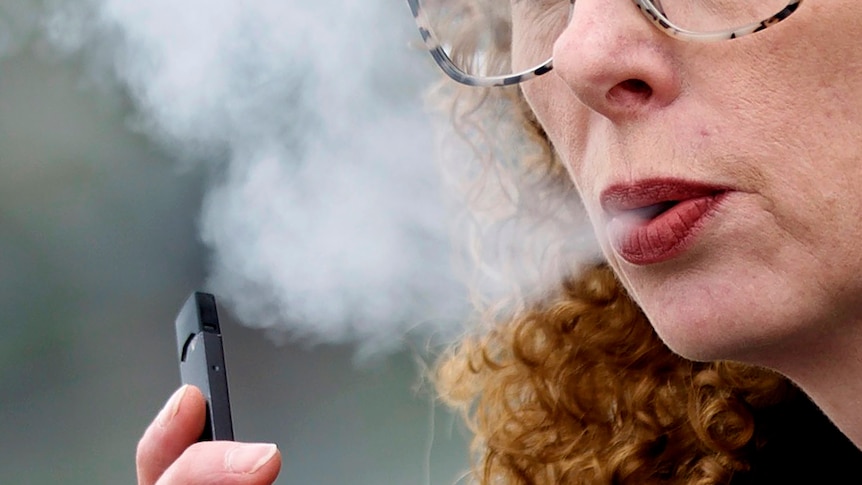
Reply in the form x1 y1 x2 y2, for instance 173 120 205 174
0 0 471 483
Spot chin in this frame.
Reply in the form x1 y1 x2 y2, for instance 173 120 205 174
604 218 857 367
639 303 742 363
653 319 750 363
623 269 799 365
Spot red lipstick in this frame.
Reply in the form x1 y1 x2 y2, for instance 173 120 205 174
601 179 729 265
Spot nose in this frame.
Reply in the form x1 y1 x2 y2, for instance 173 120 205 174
552 0 682 121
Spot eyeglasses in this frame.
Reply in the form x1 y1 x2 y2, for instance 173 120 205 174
407 0 803 87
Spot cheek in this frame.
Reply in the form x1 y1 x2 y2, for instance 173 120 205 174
520 75 594 182
520 76 611 243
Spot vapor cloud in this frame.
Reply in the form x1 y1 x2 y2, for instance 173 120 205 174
13 0 467 353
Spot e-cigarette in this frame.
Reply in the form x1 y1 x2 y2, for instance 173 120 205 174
175 292 234 441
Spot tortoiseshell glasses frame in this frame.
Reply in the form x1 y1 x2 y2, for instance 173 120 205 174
406 0 803 87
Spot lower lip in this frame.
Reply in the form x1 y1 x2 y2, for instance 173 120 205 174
607 193 727 265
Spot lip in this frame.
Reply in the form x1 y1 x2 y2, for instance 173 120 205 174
600 179 730 265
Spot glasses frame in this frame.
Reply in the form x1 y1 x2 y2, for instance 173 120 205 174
407 0 803 87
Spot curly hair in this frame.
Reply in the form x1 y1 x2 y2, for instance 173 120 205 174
422 3 799 482
435 265 793 485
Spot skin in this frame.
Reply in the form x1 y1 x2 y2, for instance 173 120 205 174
518 0 862 447
137 385 282 485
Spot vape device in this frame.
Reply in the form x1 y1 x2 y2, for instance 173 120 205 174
175 292 234 441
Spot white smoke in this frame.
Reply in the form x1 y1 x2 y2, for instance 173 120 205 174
16 0 468 353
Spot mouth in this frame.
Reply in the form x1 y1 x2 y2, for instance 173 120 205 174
600 179 730 265
620 200 682 221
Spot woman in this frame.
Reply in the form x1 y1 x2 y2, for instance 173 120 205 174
136 0 862 483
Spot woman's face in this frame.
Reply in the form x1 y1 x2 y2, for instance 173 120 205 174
519 0 862 366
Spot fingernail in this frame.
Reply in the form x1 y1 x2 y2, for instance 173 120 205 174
225 443 278 474
157 385 188 428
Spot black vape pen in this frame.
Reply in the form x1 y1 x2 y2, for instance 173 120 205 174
175 292 234 441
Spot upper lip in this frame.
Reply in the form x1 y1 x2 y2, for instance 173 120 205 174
600 178 729 217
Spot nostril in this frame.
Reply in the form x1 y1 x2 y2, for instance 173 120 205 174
607 79 653 105
621 79 652 95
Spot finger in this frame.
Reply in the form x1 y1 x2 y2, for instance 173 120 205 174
156 441 282 485
137 385 206 485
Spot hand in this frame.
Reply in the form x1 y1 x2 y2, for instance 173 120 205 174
137 385 282 484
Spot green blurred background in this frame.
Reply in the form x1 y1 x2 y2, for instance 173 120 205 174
0 3 471 484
